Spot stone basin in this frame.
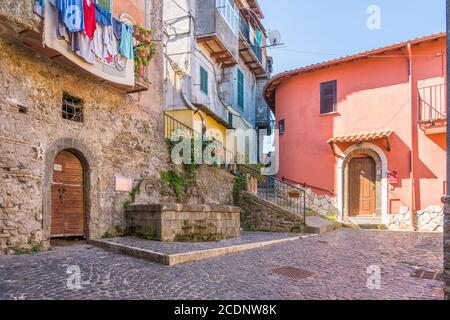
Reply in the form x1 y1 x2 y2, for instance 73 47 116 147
126 203 241 242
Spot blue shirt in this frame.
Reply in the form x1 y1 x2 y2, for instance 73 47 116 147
120 24 134 60
58 0 85 33
95 3 112 26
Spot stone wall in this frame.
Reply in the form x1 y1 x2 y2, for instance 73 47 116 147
0 0 167 254
387 206 444 232
238 191 304 233
127 203 240 242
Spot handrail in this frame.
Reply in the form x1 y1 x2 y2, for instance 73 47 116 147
234 164 307 222
282 177 335 195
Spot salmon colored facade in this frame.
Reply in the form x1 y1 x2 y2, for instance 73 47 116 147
264 34 447 230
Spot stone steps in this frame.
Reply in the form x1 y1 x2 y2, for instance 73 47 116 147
253 190 340 234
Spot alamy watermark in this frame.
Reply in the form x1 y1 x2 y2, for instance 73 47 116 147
169 124 280 176
367 265 382 290
367 5 382 30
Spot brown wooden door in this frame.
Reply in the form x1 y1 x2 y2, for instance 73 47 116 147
51 150 85 237
349 157 376 217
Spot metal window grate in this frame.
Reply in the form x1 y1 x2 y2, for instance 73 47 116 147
272 266 314 280
411 269 444 282
62 93 83 123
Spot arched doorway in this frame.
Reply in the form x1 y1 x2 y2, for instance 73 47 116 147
348 156 376 217
337 143 389 223
51 150 85 238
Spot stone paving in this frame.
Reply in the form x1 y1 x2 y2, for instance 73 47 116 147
0 229 444 300
101 232 304 254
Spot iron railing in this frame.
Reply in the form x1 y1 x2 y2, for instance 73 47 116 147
418 84 447 123
239 16 263 64
164 113 237 165
233 164 307 223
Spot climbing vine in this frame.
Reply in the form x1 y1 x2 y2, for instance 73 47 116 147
232 174 247 205
161 170 186 202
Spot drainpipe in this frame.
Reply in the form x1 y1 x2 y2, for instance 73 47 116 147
178 73 207 134
407 43 417 230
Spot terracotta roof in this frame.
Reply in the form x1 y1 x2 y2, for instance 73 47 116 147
264 32 446 110
328 130 393 144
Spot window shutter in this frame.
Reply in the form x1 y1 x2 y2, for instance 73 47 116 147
237 69 244 109
200 67 208 95
320 80 337 114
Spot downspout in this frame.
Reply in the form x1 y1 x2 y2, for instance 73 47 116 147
178 72 207 134
407 43 417 230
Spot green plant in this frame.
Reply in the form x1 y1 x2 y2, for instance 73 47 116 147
102 232 115 239
123 180 143 209
161 170 186 202
133 25 157 69
14 245 41 255
233 174 247 204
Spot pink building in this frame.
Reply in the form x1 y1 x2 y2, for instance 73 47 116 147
264 33 446 231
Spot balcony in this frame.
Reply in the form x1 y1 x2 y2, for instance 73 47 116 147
195 0 239 66
239 16 267 79
0 4 149 94
418 84 446 135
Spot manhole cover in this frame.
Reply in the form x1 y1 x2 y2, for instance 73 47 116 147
272 266 314 280
411 269 444 282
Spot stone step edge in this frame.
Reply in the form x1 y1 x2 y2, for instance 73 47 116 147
90 235 314 266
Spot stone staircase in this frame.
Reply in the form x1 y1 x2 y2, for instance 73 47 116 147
253 186 341 234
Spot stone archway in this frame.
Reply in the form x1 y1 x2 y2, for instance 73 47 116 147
43 138 96 242
337 143 388 223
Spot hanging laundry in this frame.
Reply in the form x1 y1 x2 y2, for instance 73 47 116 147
112 18 123 40
58 0 85 33
255 29 263 46
95 3 112 26
70 31 80 52
83 0 96 40
105 26 118 56
93 23 108 59
76 32 96 64
120 23 134 60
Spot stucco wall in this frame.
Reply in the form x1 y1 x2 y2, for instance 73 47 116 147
275 38 446 214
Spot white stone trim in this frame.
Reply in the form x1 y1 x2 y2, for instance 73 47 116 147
336 143 389 224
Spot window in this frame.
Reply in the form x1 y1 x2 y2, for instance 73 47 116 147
216 0 239 35
200 66 209 95
278 119 285 134
62 93 83 123
228 112 233 127
320 80 337 114
237 69 245 109
96 0 112 12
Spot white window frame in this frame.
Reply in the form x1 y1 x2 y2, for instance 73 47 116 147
216 0 239 36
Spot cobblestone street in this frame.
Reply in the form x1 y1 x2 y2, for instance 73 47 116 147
0 229 444 300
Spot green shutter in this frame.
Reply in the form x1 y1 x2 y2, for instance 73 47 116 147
200 67 208 95
237 69 244 109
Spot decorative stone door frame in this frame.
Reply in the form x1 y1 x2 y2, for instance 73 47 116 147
336 143 389 223
42 138 96 241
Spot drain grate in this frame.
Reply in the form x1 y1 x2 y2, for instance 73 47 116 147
411 269 444 282
272 266 314 280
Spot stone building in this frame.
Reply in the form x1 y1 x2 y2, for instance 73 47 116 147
0 0 168 253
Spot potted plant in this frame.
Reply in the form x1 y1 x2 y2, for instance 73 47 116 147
133 25 157 70
288 188 302 199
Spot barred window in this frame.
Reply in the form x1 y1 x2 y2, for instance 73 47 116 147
62 93 83 123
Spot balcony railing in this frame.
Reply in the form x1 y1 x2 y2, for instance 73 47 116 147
418 84 446 124
239 17 263 64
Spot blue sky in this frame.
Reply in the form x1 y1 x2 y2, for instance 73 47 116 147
259 0 446 74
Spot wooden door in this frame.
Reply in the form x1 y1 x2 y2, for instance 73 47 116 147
51 150 85 237
349 157 376 217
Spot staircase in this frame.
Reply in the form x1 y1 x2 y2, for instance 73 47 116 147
233 165 341 234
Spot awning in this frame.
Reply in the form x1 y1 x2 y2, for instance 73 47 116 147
328 130 393 153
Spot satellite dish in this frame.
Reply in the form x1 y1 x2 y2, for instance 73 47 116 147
268 30 282 46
